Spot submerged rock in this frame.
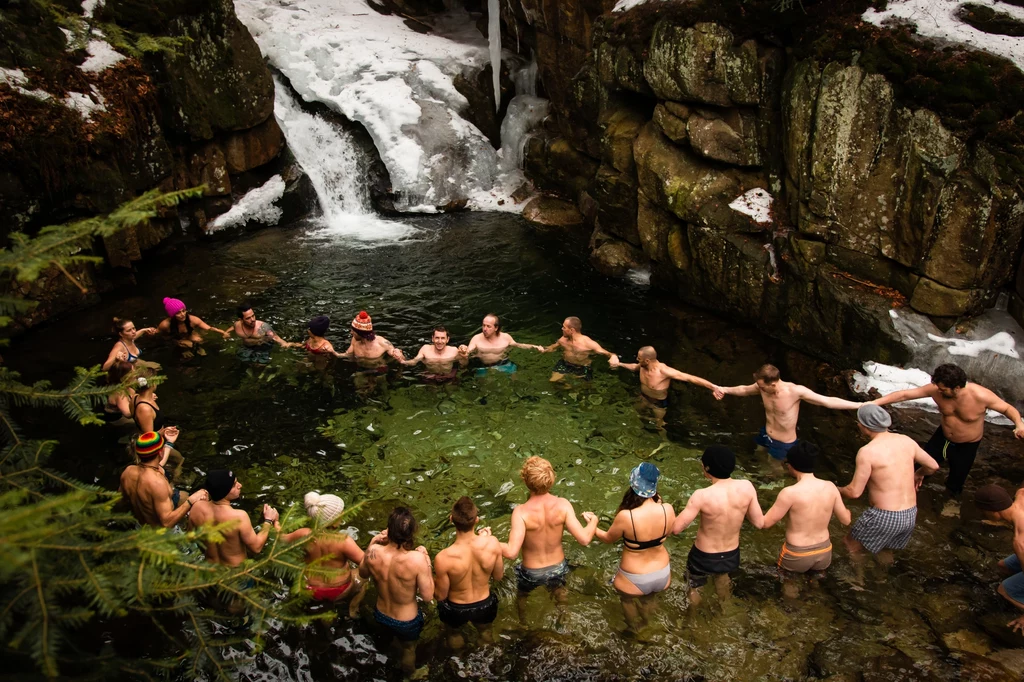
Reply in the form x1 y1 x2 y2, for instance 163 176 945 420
523 196 585 227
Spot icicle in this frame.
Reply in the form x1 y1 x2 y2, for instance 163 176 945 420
488 0 501 112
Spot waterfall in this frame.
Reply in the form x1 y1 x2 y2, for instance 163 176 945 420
273 80 418 244
497 56 548 173
487 0 501 112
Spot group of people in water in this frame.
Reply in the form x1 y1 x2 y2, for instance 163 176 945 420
107 295 1024 668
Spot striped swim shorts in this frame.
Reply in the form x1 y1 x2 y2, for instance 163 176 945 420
849 506 917 554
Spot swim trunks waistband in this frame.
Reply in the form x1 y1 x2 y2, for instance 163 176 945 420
474 358 517 376
423 366 459 384
777 539 833 574
755 426 797 460
438 593 499 628
686 545 740 588
923 425 982 496
515 559 570 591
642 392 669 409
849 506 917 555
374 608 424 641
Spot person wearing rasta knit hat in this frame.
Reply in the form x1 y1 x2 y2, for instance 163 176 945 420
586 463 676 604
972 484 1024 634
187 470 282 567
119 436 208 528
157 297 230 354
338 310 405 368
671 446 764 606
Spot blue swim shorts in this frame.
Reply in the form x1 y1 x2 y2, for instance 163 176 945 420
755 426 797 460
474 358 517 376
374 608 424 641
1002 554 1024 606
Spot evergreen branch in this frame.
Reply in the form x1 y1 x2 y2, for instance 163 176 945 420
30 550 57 677
77 554 122 617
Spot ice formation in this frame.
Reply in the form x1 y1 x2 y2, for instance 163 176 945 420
274 80 421 244
729 188 773 224
613 0 662 12
487 0 501 111
864 0 1024 73
235 0 505 211
208 175 286 232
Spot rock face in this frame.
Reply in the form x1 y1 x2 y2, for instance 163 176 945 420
512 4 1024 365
0 0 287 330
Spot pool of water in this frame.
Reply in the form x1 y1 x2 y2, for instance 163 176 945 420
9 213 1024 680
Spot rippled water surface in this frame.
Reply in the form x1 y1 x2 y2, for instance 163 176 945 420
11 214 1024 680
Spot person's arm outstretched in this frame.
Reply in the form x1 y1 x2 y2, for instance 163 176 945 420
870 384 934 407
563 499 598 546
795 385 861 410
663 365 718 392
672 491 702 535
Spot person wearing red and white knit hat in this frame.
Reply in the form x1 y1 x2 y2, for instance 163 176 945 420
338 310 406 368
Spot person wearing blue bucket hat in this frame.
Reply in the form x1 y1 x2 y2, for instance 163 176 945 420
586 462 677 609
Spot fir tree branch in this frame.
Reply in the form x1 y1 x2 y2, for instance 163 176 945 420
30 549 57 677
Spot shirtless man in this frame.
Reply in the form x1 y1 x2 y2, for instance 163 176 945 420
499 456 598 600
973 484 1024 634
672 445 764 605
118 430 207 528
458 313 544 375
542 316 613 382
871 363 1024 498
231 303 297 362
401 326 467 384
338 310 405 367
610 346 720 425
715 364 861 461
434 497 504 648
358 507 433 673
761 440 851 597
840 405 939 571
157 297 230 356
187 470 281 567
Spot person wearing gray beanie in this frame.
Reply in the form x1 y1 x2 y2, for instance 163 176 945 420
840 412 940 577
870 363 1024 499
670 446 764 607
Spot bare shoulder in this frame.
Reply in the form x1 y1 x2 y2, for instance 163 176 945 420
740 479 758 495
968 382 999 401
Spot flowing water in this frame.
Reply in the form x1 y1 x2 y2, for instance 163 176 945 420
10 214 1024 680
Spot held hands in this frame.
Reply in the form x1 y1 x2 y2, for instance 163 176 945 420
1014 424 1024 439
914 471 925 491
609 355 620 368
457 345 469 357
141 327 158 336
163 426 180 443
582 511 598 525
477 526 492 536
389 348 406 362
712 386 725 400
220 330 231 339
369 529 389 546
262 504 280 523
187 489 208 506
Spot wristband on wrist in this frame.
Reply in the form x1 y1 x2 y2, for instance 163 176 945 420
187 499 193 508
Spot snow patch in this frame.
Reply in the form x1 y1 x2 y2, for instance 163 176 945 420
79 39 126 73
613 0 663 11
729 188 773 224
864 0 1024 73
626 267 652 286
82 0 103 19
208 175 286 232
851 361 1013 425
926 331 1020 359
63 88 106 118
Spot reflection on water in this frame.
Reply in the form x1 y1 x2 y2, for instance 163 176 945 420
9 213 1024 680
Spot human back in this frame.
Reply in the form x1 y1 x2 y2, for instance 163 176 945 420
189 500 249 567
859 432 920 511
516 493 570 568
617 497 674 574
437 498 503 604
781 476 842 546
694 479 758 553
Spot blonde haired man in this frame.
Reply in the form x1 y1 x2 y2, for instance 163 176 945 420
498 456 598 592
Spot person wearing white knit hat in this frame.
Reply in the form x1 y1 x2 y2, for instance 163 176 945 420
280 491 366 614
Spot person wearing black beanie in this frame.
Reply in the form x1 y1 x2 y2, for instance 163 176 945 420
187 470 282 567
671 445 764 606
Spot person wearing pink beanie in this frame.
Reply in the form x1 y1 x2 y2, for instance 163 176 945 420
157 296 230 357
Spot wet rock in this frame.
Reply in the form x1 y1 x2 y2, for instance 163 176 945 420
986 649 1024 678
943 629 993 656
452 62 514 149
909 277 987 317
653 102 690 143
222 116 285 174
862 650 942 682
979 613 1024 649
523 197 585 227
643 22 763 107
188 144 231 196
957 651 1018 682
633 122 765 232
524 133 599 197
637 192 681 263
591 165 639 245
596 42 652 95
599 106 646 175
589 237 645 277
687 108 762 167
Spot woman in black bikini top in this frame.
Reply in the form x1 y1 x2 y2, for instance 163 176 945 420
131 377 166 433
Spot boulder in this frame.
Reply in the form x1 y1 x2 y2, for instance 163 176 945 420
596 42 652 95
909 277 987 317
222 116 285 174
687 107 762 166
637 191 682 263
633 122 766 232
653 102 690 143
590 237 645 277
643 21 766 107
592 165 639 244
188 144 231 196
599 106 647 175
523 196 585 227
524 133 599 197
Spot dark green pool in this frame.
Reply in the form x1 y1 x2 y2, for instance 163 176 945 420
10 213 1024 680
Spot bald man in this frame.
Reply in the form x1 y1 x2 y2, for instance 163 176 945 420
611 346 720 422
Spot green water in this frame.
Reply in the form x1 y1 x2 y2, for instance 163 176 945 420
11 214 1024 680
